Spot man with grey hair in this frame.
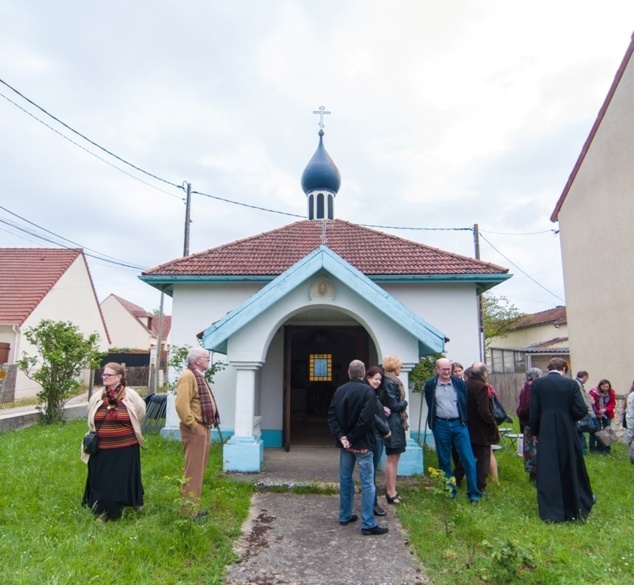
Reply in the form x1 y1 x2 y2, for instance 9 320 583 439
424 357 481 503
175 346 220 518
328 360 388 535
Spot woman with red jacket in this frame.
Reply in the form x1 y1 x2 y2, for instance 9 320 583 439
589 379 616 453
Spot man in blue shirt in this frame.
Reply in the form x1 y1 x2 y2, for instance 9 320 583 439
424 357 481 503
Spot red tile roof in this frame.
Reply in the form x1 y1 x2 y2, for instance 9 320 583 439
512 306 567 330
144 219 508 277
110 294 172 338
111 294 149 320
0 248 82 326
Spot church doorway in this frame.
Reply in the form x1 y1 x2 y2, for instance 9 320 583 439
282 324 375 450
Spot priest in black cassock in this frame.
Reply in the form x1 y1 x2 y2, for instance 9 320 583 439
529 357 595 522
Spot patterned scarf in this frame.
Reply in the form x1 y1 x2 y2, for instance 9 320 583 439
189 366 220 427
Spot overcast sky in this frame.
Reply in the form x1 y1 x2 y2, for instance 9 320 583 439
1 1 633 318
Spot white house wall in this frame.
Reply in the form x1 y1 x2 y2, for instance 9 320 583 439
22 257 109 354
100 296 151 349
488 323 569 349
382 282 481 364
557 49 634 393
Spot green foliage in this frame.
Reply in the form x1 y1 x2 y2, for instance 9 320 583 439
163 344 227 391
409 353 444 393
16 320 102 423
427 466 456 536
481 538 535 582
481 293 525 347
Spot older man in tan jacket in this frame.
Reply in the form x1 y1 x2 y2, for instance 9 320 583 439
175 346 220 518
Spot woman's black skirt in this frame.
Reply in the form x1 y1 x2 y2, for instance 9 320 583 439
82 444 144 519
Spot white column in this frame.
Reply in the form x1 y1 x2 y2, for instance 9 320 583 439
234 366 257 437
223 361 264 472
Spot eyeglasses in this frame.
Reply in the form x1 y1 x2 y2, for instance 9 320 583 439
102 373 119 378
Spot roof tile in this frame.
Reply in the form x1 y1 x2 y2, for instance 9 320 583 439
0 248 82 326
144 220 508 277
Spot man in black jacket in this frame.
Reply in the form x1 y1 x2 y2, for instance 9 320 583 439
328 360 388 536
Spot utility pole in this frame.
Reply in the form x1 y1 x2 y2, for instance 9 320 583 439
151 286 166 393
183 181 192 256
473 224 485 362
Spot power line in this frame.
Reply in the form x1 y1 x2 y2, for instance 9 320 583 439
0 90 184 202
479 232 565 303
0 78 184 193
0 206 147 270
192 189 305 219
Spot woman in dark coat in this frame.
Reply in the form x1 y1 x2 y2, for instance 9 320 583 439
364 366 391 517
516 367 543 482
529 358 595 522
381 355 408 505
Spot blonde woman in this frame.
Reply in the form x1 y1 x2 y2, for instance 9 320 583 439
381 355 408 505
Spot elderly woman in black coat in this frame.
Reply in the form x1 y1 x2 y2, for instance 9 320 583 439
381 355 408 505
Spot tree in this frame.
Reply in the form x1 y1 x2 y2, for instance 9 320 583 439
164 344 226 391
409 353 445 394
17 320 102 424
481 293 525 348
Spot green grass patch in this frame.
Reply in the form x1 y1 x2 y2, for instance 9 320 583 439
0 420 252 585
399 441 634 584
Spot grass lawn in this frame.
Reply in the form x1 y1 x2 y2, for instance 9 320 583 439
0 420 252 585
1 419 633 584
400 437 634 584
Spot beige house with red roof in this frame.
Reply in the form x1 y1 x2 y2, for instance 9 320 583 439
141 129 511 472
487 306 569 374
100 294 171 352
551 32 634 393
0 248 109 401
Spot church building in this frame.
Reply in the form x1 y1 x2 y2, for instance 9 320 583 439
140 125 510 473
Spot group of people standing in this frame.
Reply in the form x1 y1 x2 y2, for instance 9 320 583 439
328 354 600 530
327 356 409 536
81 347 220 522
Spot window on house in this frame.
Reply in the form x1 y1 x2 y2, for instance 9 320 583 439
309 353 332 381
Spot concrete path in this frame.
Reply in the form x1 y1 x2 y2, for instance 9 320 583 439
225 446 431 585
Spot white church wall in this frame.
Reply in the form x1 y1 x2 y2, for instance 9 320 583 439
383 282 482 364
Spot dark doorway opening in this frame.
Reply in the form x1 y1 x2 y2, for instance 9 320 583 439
283 325 374 448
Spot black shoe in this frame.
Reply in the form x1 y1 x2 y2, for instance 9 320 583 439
374 505 387 516
339 514 358 526
362 525 389 536
196 509 209 517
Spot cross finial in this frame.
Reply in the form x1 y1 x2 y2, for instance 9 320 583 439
312 105 331 129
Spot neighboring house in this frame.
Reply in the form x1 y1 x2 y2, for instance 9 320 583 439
100 294 171 353
488 306 569 374
0 248 110 401
551 32 634 393
139 128 511 472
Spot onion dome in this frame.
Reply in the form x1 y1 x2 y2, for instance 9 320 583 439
301 130 341 195
301 130 341 220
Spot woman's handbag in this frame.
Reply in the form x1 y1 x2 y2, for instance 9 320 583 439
576 415 596 433
491 392 512 426
83 432 99 455
594 426 618 447
82 414 107 455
